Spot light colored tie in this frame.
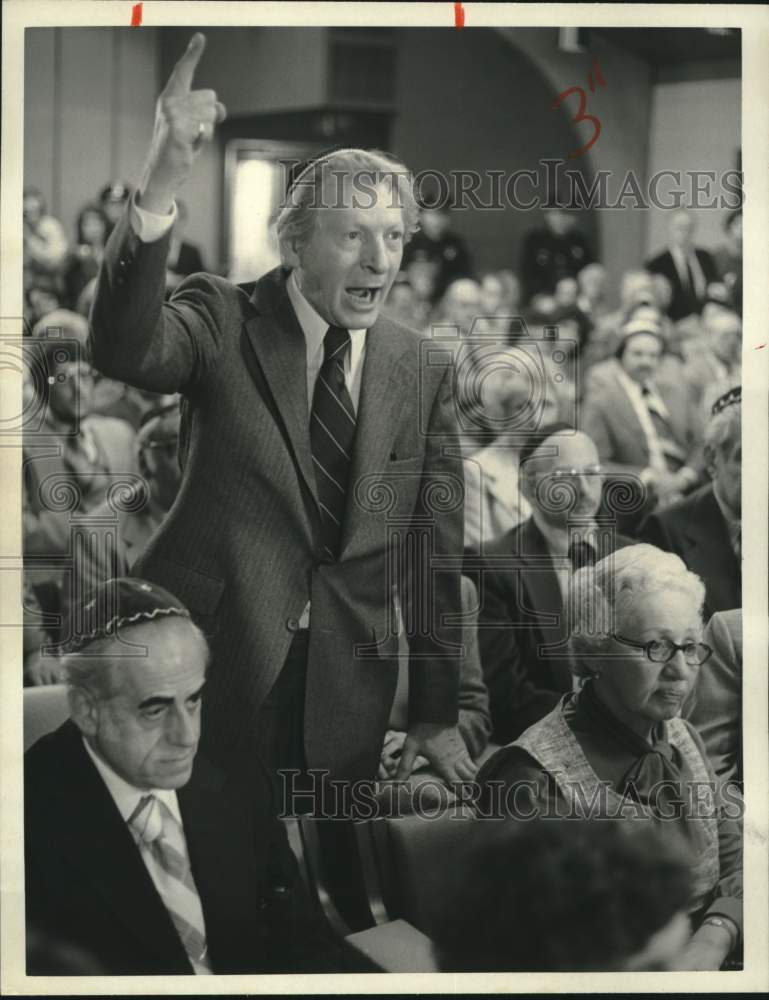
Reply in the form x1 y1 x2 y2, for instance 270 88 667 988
128 794 212 974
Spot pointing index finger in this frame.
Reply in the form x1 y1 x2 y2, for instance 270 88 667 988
165 32 206 95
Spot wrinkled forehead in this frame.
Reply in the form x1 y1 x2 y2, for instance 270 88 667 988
529 433 599 473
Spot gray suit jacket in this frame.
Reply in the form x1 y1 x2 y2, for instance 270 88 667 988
89 211 463 782
580 359 703 476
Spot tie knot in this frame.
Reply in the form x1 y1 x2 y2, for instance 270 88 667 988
568 539 597 572
128 794 164 845
324 325 350 362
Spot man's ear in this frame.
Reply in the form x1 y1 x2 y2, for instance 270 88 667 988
280 236 301 271
68 685 99 737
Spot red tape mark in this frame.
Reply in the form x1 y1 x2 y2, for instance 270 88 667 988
131 2 143 26
454 2 465 28
755 343 766 350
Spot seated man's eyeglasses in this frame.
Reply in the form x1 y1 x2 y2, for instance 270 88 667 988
612 635 713 666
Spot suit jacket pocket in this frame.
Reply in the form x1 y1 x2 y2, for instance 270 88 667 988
145 555 225 616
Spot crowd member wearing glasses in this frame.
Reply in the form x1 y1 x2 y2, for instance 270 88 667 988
477 544 743 971
468 423 632 744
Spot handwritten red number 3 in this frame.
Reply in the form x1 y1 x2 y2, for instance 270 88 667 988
551 86 601 160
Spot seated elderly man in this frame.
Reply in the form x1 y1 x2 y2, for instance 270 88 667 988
25 578 368 975
682 300 741 415
478 545 743 971
640 386 741 617
469 423 631 744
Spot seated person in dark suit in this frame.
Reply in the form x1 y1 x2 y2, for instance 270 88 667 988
25 578 369 975
469 423 630 744
685 608 742 789
646 209 718 322
433 819 693 972
639 385 741 617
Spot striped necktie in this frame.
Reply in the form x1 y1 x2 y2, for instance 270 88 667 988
128 794 211 974
310 325 357 560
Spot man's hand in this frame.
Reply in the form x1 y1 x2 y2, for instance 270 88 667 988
377 729 429 780
139 33 227 214
395 722 478 783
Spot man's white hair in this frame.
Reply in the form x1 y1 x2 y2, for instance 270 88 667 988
568 544 705 678
62 618 210 699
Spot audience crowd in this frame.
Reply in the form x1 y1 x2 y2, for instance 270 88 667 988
21 162 744 976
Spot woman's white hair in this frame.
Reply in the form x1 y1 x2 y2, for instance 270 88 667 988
275 148 420 265
567 543 705 678
704 396 741 460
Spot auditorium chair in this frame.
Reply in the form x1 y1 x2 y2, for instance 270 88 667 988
23 684 69 751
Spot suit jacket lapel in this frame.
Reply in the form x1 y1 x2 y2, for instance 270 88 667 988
53 723 191 970
341 319 413 552
516 519 565 634
242 269 318 507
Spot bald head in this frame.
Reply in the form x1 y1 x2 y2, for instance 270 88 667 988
521 430 603 528
442 278 481 333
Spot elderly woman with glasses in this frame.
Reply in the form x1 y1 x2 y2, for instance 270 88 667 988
477 544 742 971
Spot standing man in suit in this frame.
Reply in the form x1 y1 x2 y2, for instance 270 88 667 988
25 578 367 975
646 210 718 321
580 322 703 523
640 386 741 618
469 424 630 743
88 34 472 791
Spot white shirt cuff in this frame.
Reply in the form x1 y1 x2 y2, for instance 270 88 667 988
130 196 177 243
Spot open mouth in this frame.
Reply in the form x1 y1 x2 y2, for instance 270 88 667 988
346 287 381 305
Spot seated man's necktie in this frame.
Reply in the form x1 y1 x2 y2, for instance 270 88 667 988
128 794 211 974
310 325 357 559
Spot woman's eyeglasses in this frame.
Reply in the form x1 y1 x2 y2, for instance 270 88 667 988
612 634 713 666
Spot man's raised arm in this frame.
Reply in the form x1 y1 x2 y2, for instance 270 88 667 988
89 34 227 394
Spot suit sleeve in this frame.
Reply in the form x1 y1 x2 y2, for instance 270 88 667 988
457 576 491 759
405 363 463 726
580 397 646 477
89 205 223 396
475 563 560 744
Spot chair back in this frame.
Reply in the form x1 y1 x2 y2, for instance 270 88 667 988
23 685 69 751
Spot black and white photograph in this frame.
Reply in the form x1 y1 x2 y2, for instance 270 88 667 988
2 1 767 992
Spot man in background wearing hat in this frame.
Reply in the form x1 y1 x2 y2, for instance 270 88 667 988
580 321 704 519
640 386 742 617
88 33 473 792
468 423 631 744
25 578 369 975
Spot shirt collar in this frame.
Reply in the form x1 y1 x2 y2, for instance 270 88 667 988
286 269 367 348
82 736 181 825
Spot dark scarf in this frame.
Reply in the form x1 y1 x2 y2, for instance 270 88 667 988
579 681 708 852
